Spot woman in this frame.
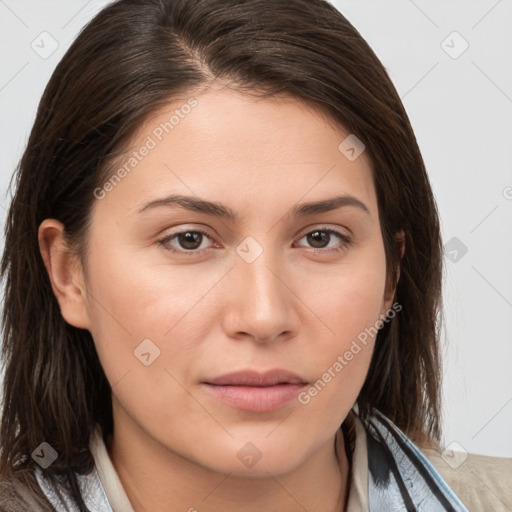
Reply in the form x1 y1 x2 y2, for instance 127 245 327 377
0 0 506 510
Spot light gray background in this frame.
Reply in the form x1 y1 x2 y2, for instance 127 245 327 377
0 0 511 459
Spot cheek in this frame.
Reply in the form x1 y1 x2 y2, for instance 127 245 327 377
306 248 388 344
82 244 224 391
84 227 388 416
297 249 388 398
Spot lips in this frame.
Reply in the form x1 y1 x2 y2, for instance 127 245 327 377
201 369 308 413
204 369 308 387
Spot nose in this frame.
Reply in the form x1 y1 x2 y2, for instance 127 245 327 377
222 239 299 344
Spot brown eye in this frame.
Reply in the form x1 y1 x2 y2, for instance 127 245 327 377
296 228 351 252
176 231 203 250
159 229 215 255
307 230 331 249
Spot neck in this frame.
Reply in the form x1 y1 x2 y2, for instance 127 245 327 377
107 407 350 512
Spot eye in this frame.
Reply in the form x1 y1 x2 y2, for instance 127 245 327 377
158 226 352 256
295 228 352 253
158 229 217 255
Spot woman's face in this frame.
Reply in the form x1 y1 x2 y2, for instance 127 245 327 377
67 86 395 475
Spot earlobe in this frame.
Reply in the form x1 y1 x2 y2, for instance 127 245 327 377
38 219 91 329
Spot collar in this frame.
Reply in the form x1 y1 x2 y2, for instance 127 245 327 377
36 408 468 511
90 411 368 512
90 425 135 512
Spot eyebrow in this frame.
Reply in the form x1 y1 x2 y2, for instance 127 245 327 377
137 193 370 220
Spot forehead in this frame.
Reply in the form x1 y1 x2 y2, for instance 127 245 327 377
94 87 378 220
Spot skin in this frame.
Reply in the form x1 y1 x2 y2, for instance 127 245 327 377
39 84 402 512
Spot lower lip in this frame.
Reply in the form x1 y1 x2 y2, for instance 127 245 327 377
201 383 306 412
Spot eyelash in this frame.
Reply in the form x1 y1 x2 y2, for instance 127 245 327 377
158 227 352 257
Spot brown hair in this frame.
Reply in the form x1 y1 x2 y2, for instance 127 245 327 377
0 0 443 509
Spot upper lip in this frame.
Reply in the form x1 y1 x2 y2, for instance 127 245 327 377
204 369 308 387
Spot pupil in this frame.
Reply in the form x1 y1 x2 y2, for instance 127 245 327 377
180 232 201 250
308 231 328 248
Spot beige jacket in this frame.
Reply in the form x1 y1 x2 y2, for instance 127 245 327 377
422 447 512 512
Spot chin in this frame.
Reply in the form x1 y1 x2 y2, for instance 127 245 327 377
185 432 311 478
210 452 305 478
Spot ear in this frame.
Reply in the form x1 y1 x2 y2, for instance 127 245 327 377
395 228 405 268
381 229 405 315
38 219 91 329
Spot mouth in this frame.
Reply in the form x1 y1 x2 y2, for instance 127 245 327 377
201 369 308 413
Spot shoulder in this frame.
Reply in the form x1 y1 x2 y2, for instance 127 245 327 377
0 472 54 512
423 447 512 512
0 475 49 512
355 409 469 510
